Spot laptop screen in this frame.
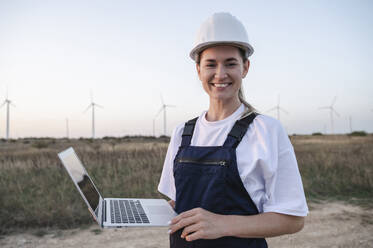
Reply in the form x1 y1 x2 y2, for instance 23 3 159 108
59 148 100 215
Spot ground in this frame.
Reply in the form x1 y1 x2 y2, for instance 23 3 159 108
1 202 373 248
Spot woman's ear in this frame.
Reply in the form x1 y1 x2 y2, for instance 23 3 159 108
242 59 250 78
196 63 202 81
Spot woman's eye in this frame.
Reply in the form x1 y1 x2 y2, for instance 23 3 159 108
227 63 237 67
206 64 215 67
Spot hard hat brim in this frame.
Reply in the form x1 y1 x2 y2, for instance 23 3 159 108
189 41 254 62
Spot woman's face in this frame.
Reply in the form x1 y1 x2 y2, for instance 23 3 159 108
197 45 249 104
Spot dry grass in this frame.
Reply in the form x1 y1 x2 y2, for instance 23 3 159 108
291 135 373 202
0 135 372 234
0 137 169 234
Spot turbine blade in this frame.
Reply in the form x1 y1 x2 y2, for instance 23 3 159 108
318 106 329 110
154 106 163 118
0 101 6 109
83 104 92 113
160 94 164 105
331 96 337 106
277 94 280 106
279 107 289 114
332 108 340 117
90 90 93 103
95 103 103 108
165 104 176 108
266 106 277 113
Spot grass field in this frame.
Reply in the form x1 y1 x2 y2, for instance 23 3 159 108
0 135 372 235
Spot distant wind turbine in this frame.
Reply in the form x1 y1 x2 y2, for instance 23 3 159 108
83 91 102 139
348 116 352 133
319 96 339 134
152 118 156 137
0 89 15 140
266 94 289 121
66 118 70 139
154 94 175 136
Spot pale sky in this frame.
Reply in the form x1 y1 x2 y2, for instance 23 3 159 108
0 0 372 138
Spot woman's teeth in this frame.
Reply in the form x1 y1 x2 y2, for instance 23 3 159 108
214 83 229 88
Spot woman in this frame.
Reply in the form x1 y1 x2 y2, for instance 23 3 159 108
158 12 308 247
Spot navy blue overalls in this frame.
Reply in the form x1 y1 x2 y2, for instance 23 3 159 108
170 113 268 248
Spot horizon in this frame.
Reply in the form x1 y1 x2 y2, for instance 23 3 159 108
1 131 371 140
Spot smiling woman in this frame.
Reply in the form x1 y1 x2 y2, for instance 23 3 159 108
158 12 308 247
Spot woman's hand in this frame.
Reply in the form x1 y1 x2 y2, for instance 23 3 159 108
169 208 305 240
168 207 227 242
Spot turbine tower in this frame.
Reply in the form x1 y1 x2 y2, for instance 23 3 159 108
66 118 70 139
83 91 102 139
266 94 288 121
319 96 339 134
0 90 15 140
152 118 156 137
154 94 175 136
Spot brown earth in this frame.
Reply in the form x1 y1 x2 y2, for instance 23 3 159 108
1 202 372 248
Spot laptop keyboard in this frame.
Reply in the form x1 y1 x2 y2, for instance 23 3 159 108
110 199 150 224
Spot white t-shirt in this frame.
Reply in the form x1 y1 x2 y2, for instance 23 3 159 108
158 104 309 217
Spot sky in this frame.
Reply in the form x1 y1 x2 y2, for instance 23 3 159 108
0 0 372 138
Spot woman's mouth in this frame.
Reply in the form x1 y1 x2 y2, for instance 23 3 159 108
209 83 232 88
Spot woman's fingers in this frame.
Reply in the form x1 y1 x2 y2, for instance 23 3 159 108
170 208 198 225
185 230 205 242
168 207 226 241
169 211 199 234
180 222 201 239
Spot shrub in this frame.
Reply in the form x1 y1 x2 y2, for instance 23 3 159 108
349 131 367 136
312 132 323 136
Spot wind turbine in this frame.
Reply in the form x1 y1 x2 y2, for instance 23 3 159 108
83 91 102 139
319 96 339 134
152 118 156 137
0 89 15 140
266 94 288 121
348 116 352 133
66 118 70 139
154 94 175 136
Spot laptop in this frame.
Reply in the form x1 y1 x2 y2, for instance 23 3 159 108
58 147 176 228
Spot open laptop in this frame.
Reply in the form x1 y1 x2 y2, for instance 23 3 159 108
58 147 176 228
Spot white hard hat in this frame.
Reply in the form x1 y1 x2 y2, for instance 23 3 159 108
190 12 254 61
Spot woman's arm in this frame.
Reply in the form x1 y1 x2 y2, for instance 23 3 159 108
168 207 304 242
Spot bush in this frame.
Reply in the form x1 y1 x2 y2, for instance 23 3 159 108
312 132 323 136
349 131 367 136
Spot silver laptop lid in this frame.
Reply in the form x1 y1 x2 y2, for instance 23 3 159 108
58 147 103 224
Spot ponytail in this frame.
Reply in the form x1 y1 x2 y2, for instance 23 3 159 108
238 84 256 118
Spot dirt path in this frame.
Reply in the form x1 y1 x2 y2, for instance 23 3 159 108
1 202 373 248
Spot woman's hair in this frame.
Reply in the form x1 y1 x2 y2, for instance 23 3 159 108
197 47 256 116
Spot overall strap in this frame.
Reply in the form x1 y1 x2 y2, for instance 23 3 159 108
181 117 198 146
223 113 257 148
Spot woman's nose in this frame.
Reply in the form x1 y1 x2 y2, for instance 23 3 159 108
214 65 227 80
